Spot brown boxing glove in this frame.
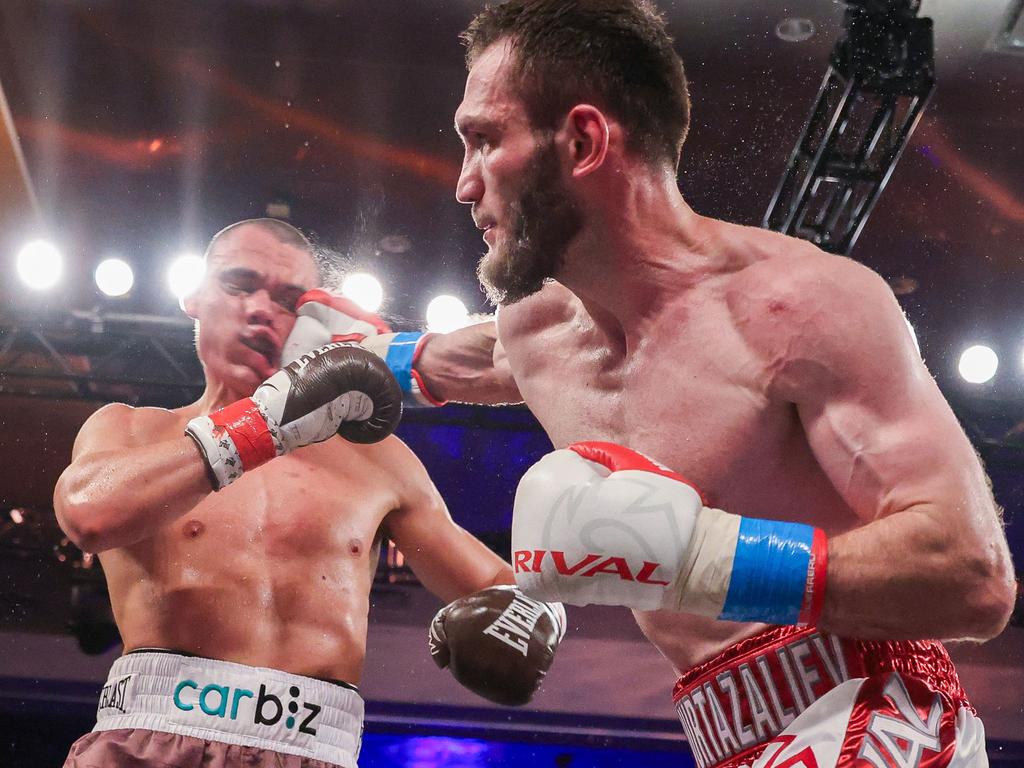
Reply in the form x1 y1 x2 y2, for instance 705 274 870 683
428 585 565 706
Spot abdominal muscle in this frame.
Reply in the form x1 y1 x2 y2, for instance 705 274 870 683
101 449 387 685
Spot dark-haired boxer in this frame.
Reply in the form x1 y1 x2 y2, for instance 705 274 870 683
54 219 563 768
311 3 1014 766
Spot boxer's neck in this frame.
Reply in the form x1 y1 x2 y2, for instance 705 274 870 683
558 170 718 352
191 374 256 416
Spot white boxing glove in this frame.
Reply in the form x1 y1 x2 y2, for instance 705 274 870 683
283 289 445 408
512 442 828 626
281 289 392 367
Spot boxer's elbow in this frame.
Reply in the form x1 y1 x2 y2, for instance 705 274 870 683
959 546 1016 640
54 470 118 553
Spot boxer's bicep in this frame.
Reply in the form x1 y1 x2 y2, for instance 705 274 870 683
772 267 1013 637
786 275 987 525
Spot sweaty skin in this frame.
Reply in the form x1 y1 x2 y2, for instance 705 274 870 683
55 223 511 684
464 220 1015 673
430 39 1016 675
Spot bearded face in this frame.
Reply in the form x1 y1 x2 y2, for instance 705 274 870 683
477 136 583 305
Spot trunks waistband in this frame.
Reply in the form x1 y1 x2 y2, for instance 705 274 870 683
672 625 972 768
93 651 364 768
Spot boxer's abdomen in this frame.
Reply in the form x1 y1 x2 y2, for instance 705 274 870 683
100 442 393 685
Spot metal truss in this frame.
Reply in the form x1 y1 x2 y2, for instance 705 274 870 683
764 0 935 254
0 309 203 407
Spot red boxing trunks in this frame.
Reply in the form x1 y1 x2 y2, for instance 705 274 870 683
673 625 986 768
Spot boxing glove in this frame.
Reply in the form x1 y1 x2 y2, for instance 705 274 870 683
512 442 828 626
429 585 565 706
186 342 403 489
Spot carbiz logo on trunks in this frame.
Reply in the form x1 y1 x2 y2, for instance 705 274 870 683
172 678 322 735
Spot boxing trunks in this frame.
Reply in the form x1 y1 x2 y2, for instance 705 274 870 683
63 650 364 768
673 626 987 768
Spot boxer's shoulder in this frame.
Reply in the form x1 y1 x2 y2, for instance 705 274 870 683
76 402 183 451
724 239 904 397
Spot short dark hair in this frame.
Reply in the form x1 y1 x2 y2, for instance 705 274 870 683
461 0 691 167
205 218 313 259
205 218 350 287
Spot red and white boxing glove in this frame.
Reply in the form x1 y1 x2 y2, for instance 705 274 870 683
186 342 402 489
283 289 446 407
281 290 393 367
512 442 828 626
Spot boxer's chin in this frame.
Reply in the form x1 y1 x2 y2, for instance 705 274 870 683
477 240 552 306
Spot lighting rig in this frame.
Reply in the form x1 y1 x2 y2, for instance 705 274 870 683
764 0 935 254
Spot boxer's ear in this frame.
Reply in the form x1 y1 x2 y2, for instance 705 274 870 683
565 104 610 179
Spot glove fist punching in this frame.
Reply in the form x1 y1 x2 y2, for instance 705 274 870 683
186 342 403 489
429 585 565 706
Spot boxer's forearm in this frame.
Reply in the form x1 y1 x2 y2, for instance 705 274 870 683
819 504 1015 641
415 321 523 405
54 437 212 553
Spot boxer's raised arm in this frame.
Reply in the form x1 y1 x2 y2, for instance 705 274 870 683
382 448 512 603
764 259 1016 641
54 404 212 553
413 320 523 406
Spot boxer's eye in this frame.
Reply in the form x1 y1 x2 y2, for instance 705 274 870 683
273 287 303 313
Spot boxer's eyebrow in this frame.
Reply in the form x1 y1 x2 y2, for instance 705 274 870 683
455 115 499 141
219 267 262 283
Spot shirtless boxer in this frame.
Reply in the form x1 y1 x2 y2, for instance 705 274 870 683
346 2 1017 766
53 218 564 768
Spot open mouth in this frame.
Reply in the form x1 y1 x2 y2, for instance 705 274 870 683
241 335 278 369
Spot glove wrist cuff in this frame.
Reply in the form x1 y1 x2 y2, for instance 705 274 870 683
185 397 281 490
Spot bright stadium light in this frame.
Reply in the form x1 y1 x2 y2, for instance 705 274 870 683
958 344 998 384
16 239 63 290
167 253 205 301
94 258 134 297
426 294 469 334
341 272 384 313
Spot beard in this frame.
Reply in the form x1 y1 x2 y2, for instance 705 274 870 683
477 137 583 306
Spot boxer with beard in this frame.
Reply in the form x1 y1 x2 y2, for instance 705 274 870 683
339 3 1016 766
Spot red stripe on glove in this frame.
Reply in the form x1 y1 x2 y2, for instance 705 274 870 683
296 289 393 335
411 333 448 406
567 441 706 505
798 527 829 626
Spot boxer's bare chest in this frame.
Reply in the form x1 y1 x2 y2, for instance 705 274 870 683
108 433 394 627
502 283 857 670
164 443 392 578
505 294 830 517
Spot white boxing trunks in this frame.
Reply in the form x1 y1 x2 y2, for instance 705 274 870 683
673 625 986 768
64 650 364 768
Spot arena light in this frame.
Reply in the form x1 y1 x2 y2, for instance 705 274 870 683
426 295 469 334
94 258 134 297
16 239 63 290
167 253 205 301
958 344 998 385
341 272 384 313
